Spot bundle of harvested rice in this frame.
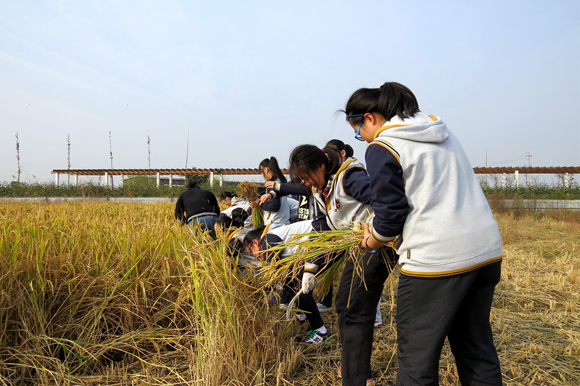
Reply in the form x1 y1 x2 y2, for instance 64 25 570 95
257 229 390 293
239 181 264 227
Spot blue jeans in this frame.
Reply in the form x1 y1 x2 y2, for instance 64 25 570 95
187 215 217 231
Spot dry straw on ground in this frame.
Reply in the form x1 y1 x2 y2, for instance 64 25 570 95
0 202 579 385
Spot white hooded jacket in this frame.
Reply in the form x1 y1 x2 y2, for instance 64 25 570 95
368 112 503 276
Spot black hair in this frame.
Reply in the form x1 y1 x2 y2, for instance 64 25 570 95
325 139 354 160
288 144 342 184
231 208 249 228
345 144 354 158
243 226 266 248
343 82 420 125
220 191 233 200
187 180 199 189
259 156 287 183
215 215 233 229
325 139 346 152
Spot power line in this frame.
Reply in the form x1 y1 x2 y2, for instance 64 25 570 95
488 154 527 167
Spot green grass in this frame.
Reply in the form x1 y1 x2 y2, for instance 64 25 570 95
3 179 579 199
0 179 242 198
483 186 580 200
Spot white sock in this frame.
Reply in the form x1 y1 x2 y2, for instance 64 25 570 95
316 325 327 334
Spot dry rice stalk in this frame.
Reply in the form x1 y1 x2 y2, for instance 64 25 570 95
257 229 363 289
2 203 578 385
257 229 397 309
238 181 264 227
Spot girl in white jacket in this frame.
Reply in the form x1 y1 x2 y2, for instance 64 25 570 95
343 81 503 386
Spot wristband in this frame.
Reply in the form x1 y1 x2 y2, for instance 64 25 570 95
364 236 380 253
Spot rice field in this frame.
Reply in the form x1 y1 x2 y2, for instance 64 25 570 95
0 202 579 385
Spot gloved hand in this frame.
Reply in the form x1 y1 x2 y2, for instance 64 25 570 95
302 263 319 294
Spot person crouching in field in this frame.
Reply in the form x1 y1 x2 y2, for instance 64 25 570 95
243 221 331 345
343 81 503 386
175 180 220 232
220 191 251 217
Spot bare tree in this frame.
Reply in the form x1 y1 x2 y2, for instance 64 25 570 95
15 132 21 183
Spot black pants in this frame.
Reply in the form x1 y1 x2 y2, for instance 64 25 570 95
396 261 502 386
281 275 324 330
336 247 398 386
320 285 334 307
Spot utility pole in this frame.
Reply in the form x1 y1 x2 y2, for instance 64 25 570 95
109 131 114 188
67 134 71 185
15 132 21 183
147 135 151 169
525 152 532 186
185 125 190 169
485 150 488 187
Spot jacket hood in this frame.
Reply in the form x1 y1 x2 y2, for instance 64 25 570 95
375 112 449 144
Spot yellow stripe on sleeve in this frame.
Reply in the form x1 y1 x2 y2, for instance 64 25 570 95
369 140 401 164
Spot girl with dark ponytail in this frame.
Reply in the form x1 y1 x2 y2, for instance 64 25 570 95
342 81 503 385
325 139 354 163
261 143 396 356
259 157 287 184
250 156 291 226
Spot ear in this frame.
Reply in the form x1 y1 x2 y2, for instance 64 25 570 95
364 112 377 125
252 239 260 248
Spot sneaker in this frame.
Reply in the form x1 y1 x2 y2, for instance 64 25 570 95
316 302 332 313
374 320 383 327
279 303 288 311
337 366 375 384
301 329 329 346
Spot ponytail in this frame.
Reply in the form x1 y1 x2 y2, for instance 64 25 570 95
325 139 346 153
325 139 354 160
259 156 287 183
288 144 341 184
345 144 354 158
343 82 420 123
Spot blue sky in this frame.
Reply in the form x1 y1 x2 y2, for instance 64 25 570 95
1 0 578 183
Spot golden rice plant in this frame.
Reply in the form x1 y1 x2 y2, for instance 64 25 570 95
1 201 579 385
0 202 304 385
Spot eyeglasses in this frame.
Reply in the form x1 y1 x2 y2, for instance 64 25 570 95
347 114 365 141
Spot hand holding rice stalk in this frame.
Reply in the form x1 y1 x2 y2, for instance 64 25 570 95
258 229 370 295
239 181 264 227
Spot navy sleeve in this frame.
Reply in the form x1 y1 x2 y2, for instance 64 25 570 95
227 239 243 258
342 167 373 205
278 182 312 197
365 142 408 241
262 234 283 262
260 187 282 212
